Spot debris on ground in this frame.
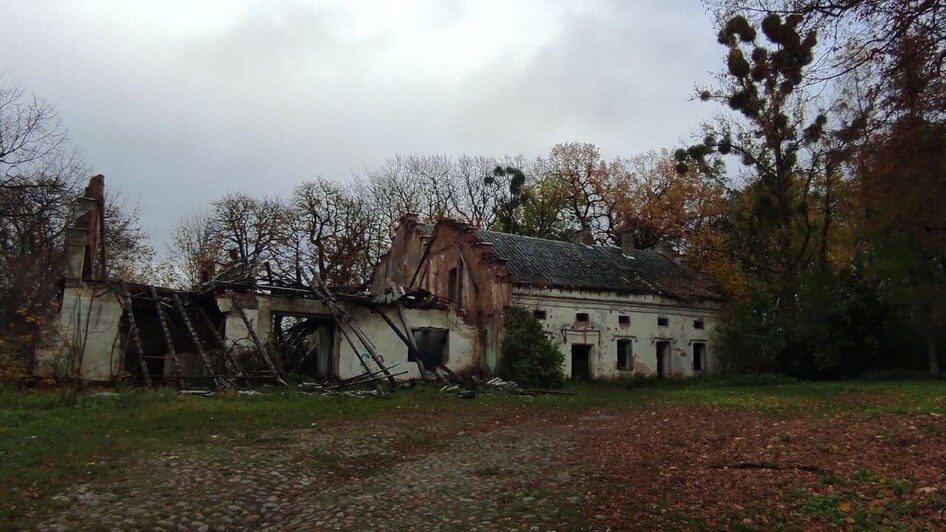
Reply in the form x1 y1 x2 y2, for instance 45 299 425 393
179 389 215 397
456 389 477 399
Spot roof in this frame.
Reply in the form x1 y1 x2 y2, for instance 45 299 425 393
474 230 722 301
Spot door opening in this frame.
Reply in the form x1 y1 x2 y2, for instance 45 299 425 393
656 341 671 379
571 344 592 379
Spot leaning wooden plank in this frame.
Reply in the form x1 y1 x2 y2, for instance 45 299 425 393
335 316 383 390
228 297 288 386
371 306 427 372
196 307 244 376
118 282 152 388
149 286 184 386
170 292 223 389
306 275 393 388
342 317 398 389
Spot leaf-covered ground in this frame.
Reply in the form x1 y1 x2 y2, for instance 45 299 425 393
3 379 946 529
569 406 946 529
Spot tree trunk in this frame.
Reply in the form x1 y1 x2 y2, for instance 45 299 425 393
927 333 939 377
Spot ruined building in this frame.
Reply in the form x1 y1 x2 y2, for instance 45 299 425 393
374 216 723 379
33 178 723 386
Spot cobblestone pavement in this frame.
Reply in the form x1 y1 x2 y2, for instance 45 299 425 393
38 410 595 531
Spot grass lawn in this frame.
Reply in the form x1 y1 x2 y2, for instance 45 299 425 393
2 378 945 528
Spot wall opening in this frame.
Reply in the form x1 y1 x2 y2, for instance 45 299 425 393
693 319 705 330
657 316 669 327
575 312 589 324
447 267 459 303
693 342 706 372
656 341 671 379
618 315 630 326
616 339 633 371
571 344 592 379
412 327 448 369
272 313 335 380
533 309 547 320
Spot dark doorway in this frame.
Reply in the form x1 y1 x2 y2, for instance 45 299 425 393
693 342 706 372
656 341 671 379
571 344 592 379
412 328 448 369
272 314 335 379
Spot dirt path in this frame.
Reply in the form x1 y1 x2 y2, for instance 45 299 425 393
36 404 946 530
38 409 590 531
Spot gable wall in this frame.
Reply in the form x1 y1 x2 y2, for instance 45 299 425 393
413 223 512 370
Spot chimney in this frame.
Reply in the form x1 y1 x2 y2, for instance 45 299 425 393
620 231 635 255
575 228 594 246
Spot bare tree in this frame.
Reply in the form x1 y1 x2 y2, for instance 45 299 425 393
0 79 88 362
288 178 373 287
164 208 223 288
102 191 155 283
211 192 289 280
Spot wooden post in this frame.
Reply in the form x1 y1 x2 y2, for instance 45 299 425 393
196 307 244 376
118 282 151 388
149 286 184 386
171 292 223 389
229 296 288 386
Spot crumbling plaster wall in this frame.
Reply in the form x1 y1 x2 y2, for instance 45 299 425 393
370 215 430 294
215 292 477 381
412 223 512 372
33 282 124 382
511 286 721 379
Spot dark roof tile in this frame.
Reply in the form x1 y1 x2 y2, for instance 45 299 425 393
475 230 722 301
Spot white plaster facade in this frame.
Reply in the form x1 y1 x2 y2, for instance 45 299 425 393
513 286 720 379
33 283 125 381
215 293 477 381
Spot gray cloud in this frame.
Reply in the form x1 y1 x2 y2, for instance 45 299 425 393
0 0 724 250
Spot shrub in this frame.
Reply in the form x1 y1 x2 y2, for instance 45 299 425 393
498 307 565 388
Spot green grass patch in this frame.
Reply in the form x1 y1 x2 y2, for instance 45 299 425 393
2 378 944 527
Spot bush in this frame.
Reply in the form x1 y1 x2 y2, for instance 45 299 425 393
498 307 565 388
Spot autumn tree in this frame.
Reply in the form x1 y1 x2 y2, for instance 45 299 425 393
858 35 946 375
707 0 946 375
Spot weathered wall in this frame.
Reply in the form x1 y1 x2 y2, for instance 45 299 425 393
370 215 431 294
33 282 124 382
511 286 721 379
215 292 477 381
410 222 511 371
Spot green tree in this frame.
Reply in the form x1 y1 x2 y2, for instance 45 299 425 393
498 307 565 388
677 13 829 303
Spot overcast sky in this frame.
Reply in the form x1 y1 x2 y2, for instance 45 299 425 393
2 0 722 249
